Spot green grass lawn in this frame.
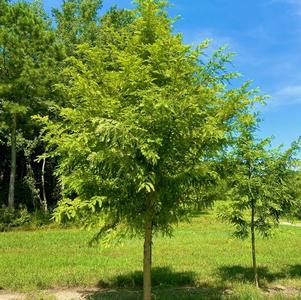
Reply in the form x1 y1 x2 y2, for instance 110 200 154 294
0 214 300 299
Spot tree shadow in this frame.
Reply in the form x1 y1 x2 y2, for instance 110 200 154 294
82 265 301 299
217 264 301 285
97 266 197 289
217 265 278 284
189 210 211 218
287 264 301 278
85 267 225 299
86 284 225 300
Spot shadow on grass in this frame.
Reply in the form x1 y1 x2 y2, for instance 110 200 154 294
189 209 211 218
87 267 225 299
217 264 301 285
87 284 225 300
287 264 301 278
97 266 196 289
218 265 278 283
85 265 301 299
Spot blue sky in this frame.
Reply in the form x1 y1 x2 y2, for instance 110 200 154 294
42 0 301 148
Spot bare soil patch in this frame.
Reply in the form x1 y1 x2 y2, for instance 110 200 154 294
264 285 300 298
0 288 99 300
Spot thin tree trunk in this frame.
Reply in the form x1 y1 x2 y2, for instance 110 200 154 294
41 157 48 212
25 158 39 210
143 216 153 300
251 202 259 288
248 162 259 288
8 113 17 209
143 192 154 300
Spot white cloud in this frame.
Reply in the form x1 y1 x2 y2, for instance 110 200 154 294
187 28 237 50
182 28 250 65
267 85 301 108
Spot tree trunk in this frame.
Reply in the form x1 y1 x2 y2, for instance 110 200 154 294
143 192 155 300
143 216 153 300
8 113 17 209
41 157 48 212
251 202 259 288
25 158 39 210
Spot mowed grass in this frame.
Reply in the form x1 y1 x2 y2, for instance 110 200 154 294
0 213 301 299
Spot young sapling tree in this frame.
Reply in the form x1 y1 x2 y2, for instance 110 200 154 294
219 118 300 288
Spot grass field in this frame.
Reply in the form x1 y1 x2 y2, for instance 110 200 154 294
0 213 300 299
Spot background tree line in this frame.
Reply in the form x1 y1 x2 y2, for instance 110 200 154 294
0 0 120 211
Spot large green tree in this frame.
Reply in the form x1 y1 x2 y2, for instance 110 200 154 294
219 119 300 288
0 0 61 208
41 1 260 299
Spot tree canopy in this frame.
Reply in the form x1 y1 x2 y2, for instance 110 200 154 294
37 1 264 298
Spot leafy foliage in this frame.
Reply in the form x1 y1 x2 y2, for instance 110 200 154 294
52 0 103 52
38 0 261 242
219 125 301 239
0 0 61 117
0 0 63 209
0 207 31 232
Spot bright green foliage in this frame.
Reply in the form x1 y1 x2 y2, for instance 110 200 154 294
41 0 260 241
95 5 134 52
219 127 300 239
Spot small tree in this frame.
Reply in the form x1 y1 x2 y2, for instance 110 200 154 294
219 119 300 288
41 1 260 299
